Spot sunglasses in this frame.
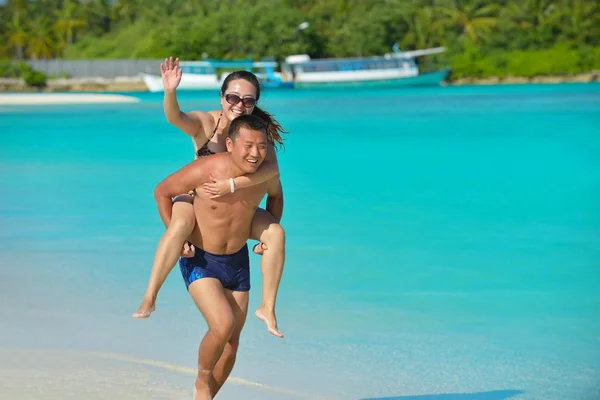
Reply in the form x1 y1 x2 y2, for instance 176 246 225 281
225 93 256 108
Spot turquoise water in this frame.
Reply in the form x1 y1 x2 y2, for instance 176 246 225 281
1 83 599 400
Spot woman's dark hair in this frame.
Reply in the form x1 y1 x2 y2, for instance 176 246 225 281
221 71 287 149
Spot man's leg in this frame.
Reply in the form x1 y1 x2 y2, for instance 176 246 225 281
249 208 285 338
188 278 236 400
133 198 195 318
210 289 249 397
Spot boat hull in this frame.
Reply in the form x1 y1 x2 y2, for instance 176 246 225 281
141 73 221 92
292 68 451 89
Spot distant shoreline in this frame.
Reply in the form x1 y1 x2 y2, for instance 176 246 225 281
445 71 599 86
0 77 149 93
0 93 141 105
0 72 598 93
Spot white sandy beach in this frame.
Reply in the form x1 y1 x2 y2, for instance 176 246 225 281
0 347 321 400
0 93 140 105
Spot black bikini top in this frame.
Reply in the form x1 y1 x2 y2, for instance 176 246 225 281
196 113 222 159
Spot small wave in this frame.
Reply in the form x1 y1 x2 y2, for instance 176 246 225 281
89 350 330 399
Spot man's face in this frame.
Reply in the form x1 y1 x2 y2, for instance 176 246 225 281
227 127 268 174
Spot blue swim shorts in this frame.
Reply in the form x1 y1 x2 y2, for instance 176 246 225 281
179 244 250 292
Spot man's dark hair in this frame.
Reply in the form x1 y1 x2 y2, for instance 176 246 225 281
229 114 269 142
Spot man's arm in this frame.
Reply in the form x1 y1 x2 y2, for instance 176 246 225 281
202 143 280 198
265 178 284 223
154 158 207 227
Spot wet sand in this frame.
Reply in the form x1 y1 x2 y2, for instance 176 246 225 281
0 347 323 400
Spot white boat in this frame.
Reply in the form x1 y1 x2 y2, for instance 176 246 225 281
141 59 292 92
280 46 450 89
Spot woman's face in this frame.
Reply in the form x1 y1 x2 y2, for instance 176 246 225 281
220 79 257 122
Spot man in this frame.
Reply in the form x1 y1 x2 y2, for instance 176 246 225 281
153 114 284 399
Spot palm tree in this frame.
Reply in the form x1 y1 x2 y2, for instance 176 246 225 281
557 0 600 45
28 15 55 59
80 0 113 35
141 0 180 25
498 0 538 49
6 0 28 14
54 0 87 48
400 5 444 50
6 11 28 59
526 0 561 47
435 0 500 44
111 0 141 24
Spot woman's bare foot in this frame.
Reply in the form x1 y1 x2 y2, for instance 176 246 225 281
132 297 156 318
255 307 283 338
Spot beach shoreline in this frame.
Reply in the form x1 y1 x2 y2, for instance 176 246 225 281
445 71 599 86
0 72 598 94
0 347 320 400
0 76 149 93
0 92 141 105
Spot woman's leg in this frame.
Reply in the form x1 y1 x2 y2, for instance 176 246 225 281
133 195 196 318
249 208 286 338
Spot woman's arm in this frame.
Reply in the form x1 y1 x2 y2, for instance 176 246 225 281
161 57 211 143
202 143 280 198
164 91 210 141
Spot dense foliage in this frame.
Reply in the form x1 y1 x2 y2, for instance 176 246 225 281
1 0 599 78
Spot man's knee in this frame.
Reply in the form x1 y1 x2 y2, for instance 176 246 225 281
226 312 246 352
225 334 241 355
262 223 285 245
208 314 236 343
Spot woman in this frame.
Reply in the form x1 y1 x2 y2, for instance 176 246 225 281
133 57 286 338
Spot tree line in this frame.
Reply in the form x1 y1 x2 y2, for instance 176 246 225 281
1 0 599 79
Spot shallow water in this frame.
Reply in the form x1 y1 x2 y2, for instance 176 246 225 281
1 83 599 400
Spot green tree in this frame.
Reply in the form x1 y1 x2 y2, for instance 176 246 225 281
435 0 500 44
6 11 28 59
27 15 55 59
54 0 86 48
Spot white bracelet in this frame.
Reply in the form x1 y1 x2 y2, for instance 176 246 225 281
229 178 235 193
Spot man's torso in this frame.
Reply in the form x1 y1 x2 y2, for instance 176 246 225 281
188 154 270 254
